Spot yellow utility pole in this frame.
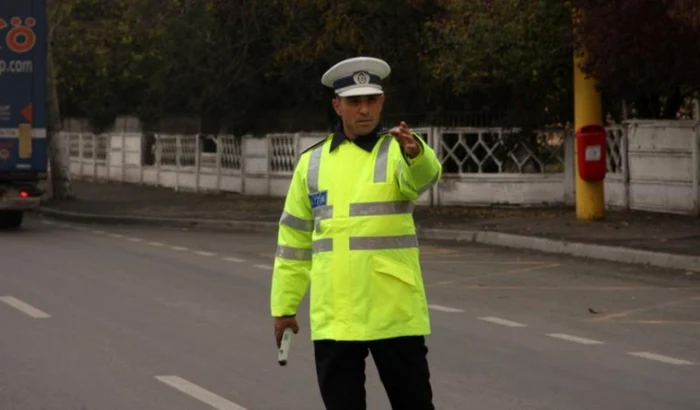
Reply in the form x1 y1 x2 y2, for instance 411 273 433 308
573 15 605 221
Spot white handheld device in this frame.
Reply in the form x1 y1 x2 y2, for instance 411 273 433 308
278 327 294 366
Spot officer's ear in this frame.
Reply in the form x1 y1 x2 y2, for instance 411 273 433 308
332 95 342 115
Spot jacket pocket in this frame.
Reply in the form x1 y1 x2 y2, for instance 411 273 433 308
371 255 416 287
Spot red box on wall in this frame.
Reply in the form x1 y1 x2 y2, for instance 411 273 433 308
576 125 607 181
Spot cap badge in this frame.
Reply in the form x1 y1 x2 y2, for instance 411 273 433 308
353 71 370 85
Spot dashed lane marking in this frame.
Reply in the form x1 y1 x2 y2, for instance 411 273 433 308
253 264 273 270
627 352 694 366
429 304 464 313
0 296 51 319
477 316 527 328
155 375 248 410
546 333 604 345
49 223 255 265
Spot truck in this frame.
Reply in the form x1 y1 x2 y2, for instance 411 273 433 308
0 0 47 229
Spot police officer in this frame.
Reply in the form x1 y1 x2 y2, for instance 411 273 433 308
270 56 441 410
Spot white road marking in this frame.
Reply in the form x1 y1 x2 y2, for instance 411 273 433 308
223 257 244 263
155 375 248 410
546 333 604 345
627 352 694 366
149 241 165 247
108 233 124 238
477 316 527 328
0 296 51 319
92 230 106 235
127 237 143 242
41 220 54 225
253 264 273 270
171 246 189 251
194 250 216 257
428 304 464 313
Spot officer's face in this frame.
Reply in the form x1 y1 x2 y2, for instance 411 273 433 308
333 94 385 137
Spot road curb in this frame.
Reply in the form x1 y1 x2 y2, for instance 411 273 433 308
419 228 700 273
36 207 700 273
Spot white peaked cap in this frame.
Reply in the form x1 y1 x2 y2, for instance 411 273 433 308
321 57 392 97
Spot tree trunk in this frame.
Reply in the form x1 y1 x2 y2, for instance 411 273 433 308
46 43 75 200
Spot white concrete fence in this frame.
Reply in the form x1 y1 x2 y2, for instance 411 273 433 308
60 119 700 216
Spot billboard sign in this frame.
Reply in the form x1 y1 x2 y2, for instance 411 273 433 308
0 0 47 174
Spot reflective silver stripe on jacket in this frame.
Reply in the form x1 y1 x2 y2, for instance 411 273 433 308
350 234 418 250
312 238 333 253
309 234 419 254
349 201 413 216
280 211 313 232
374 136 392 183
276 245 312 261
313 205 333 219
307 145 323 193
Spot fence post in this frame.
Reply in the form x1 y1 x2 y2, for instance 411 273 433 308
78 133 84 178
92 133 97 180
266 135 272 196
429 126 441 207
121 133 126 182
621 122 632 211
195 134 201 193
154 134 161 187
564 129 575 205
692 122 699 216
215 136 222 193
176 135 181 191
241 137 247 195
107 134 112 183
139 134 144 185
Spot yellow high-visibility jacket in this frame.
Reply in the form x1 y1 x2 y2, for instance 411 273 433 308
270 128 442 341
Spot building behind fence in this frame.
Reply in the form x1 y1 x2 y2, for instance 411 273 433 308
61 117 700 217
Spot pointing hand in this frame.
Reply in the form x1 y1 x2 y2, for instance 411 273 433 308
389 121 420 158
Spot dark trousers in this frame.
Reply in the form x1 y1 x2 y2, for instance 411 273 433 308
313 336 435 410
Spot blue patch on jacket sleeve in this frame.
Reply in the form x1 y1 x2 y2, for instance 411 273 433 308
309 191 328 209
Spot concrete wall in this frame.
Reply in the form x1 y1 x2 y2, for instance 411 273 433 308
62 119 700 216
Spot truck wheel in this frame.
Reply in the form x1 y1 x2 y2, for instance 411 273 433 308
0 211 24 229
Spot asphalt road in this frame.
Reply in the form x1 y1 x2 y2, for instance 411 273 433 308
1 214 699 410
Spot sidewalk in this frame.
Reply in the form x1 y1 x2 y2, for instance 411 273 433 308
37 180 700 272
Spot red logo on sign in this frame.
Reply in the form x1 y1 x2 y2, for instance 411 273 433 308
0 17 36 54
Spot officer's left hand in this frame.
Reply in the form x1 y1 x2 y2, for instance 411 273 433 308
274 315 299 348
389 121 420 158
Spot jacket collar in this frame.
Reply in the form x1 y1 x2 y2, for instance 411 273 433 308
329 121 387 153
